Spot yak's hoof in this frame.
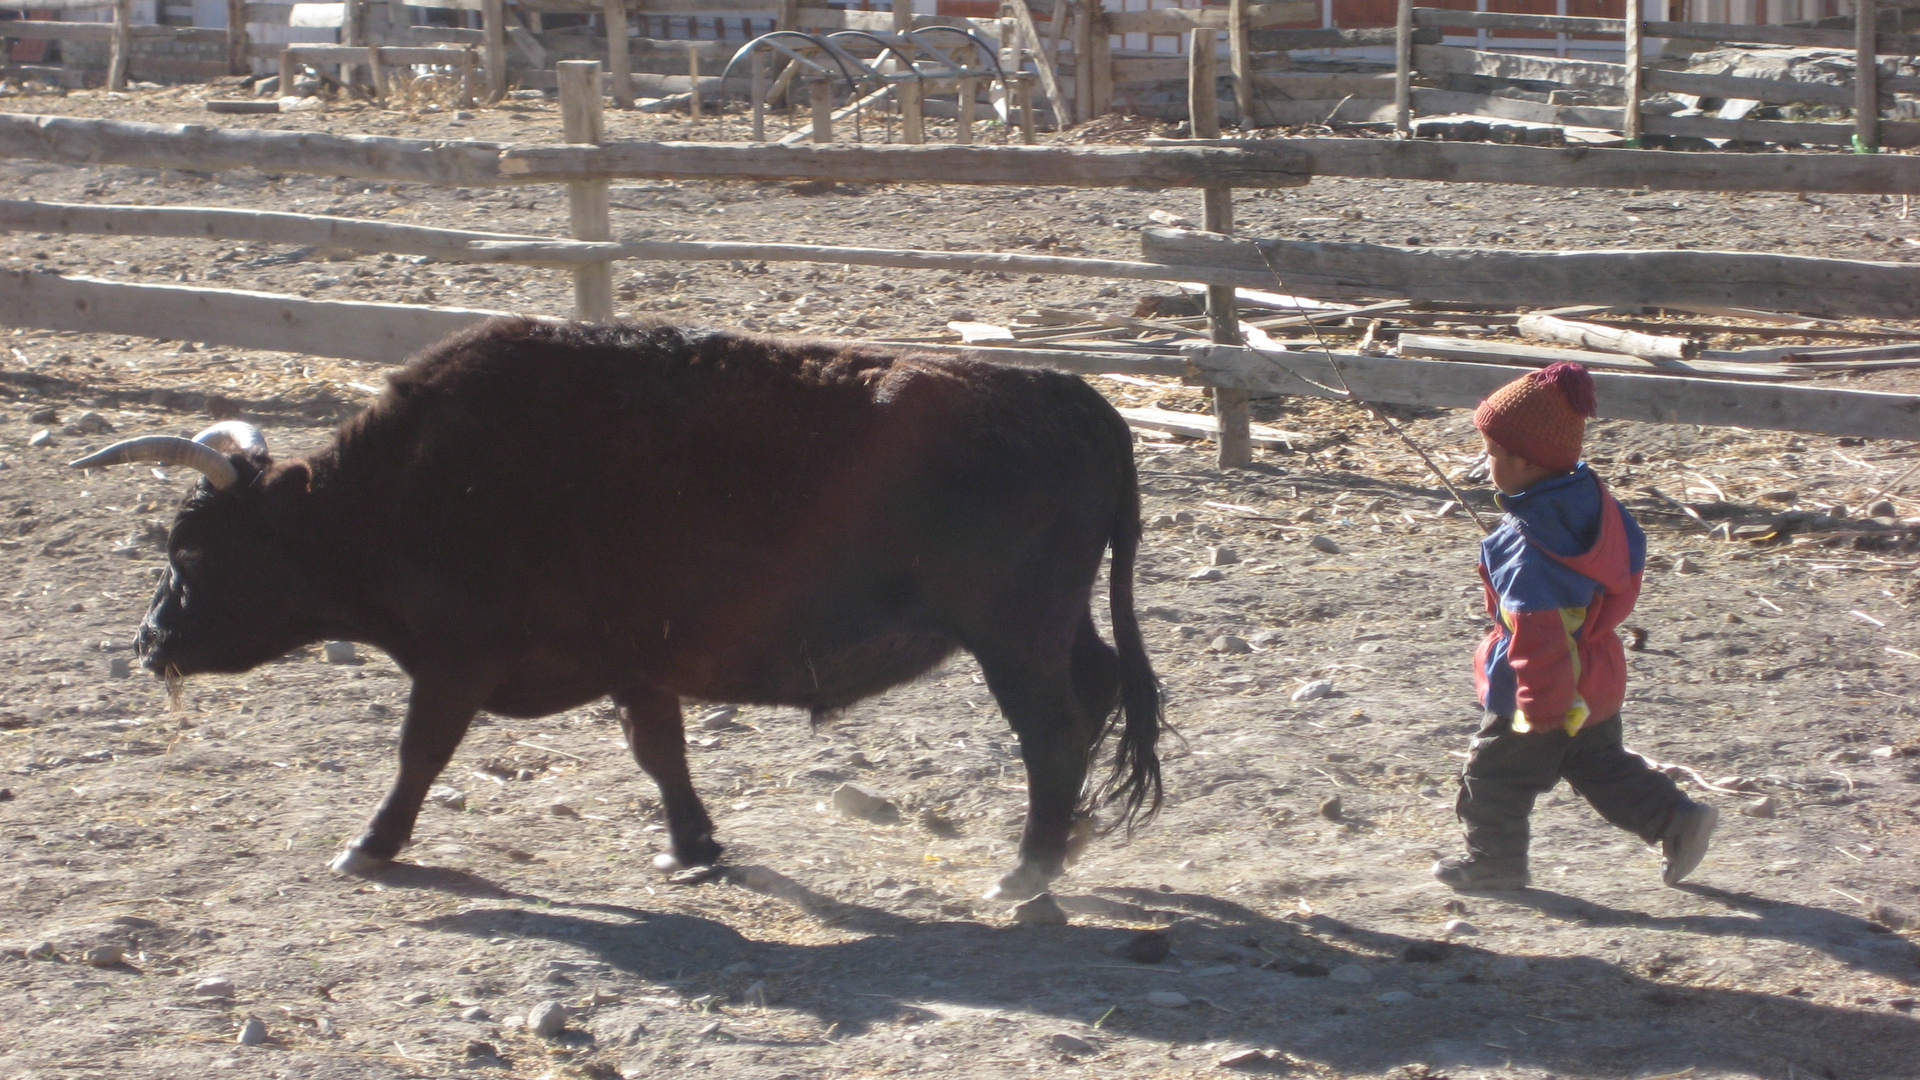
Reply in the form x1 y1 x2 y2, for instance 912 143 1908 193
652 852 684 872
984 864 1056 903
329 847 389 876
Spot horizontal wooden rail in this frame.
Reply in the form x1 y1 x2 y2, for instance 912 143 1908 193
1410 7 1920 52
498 141 1316 188
0 21 225 44
0 270 514 365
1413 7 1624 34
284 44 475 66
1142 228 1920 319
0 198 1297 287
1108 1 1315 36
0 112 506 188
1250 26 1435 51
1644 67 1855 109
1189 346 1920 441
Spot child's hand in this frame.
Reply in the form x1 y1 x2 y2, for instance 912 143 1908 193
1512 698 1590 736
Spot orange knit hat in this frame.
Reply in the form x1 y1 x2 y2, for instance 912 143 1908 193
1472 362 1596 473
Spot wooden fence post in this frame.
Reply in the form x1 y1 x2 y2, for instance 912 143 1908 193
107 0 130 92
1230 0 1250 129
892 0 912 34
809 75 833 143
604 0 633 109
226 0 248 76
1394 0 1412 136
957 71 976 144
751 50 768 140
1018 75 1036 144
899 71 924 144
1623 0 1644 146
1190 27 1249 469
1088 6 1111 117
483 0 507 104
1074 0 1094 124
558 61 614 323
687 42 701 122
1857 0 1880 152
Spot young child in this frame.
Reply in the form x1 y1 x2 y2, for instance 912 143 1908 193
1434 362 1718 891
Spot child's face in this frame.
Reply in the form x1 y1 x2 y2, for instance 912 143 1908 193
1482 435 1561 496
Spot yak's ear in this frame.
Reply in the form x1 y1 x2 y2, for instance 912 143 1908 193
267 461 311 495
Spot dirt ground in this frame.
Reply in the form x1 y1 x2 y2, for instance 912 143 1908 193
1 84 1918 1080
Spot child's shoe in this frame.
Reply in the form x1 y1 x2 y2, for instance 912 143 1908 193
1432 854 1530 891
1660 801 1718 886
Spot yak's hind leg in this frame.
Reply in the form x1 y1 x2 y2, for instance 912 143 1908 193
613 684 722 871
976 610 1114 901
332 672 487 875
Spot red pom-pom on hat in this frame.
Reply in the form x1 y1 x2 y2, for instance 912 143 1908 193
1472 362 1595 472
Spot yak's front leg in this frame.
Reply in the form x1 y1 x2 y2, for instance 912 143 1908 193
331 672 488 875
612 683 721 872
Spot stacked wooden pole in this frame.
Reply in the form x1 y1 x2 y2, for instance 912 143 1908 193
1857 0 1880 151
106 0 130 92
558 61 614 323
1191 27 1250 469
605 0 633 109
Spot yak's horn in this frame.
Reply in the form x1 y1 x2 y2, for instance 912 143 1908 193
192 421 268 458
69 435 240 490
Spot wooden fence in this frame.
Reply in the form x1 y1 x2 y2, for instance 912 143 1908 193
3 103 1919 470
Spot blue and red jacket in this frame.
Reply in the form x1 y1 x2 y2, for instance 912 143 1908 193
1474 464 1646 733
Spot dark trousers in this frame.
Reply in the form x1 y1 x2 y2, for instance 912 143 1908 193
1457 712 1690 863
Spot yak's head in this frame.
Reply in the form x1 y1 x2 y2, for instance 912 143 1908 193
72 423 325 683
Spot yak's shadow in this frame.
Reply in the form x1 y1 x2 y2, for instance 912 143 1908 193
375 856 1920 1078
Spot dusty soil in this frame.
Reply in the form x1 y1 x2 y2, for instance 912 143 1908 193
0 84 1918 1080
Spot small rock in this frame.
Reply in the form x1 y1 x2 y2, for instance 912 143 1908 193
1434 500 1460 519
1208 546 1239 566
1869 745 1897 760
1308 534 1343 554
25 941 56 960
1049 1032 1097 1055
548 801 580 818
1187 567 1226 582
1441 919 1479 937
402 991 433 1005
1328 964 1373 984
1218 1048 1275 1071
1294 507 1321 523
528 1000 569 1038
460 1005 490 1021
1317 795 1342 821
1741 796 1777 818
831 783 900 824
81 945 123 967
1865 899 1920 932
1868 499 1897 518
1145 990 1190 1008
698 705 739 731
1376 990 1417 1004
1125 930 1171 964
1011 892 1068 925
322 640 358 664
194 977 236 998
1150 513 1178 528
1673 555 1701 575
28 408 58 424
464 1039 503 1062
427 785 466 811
28 430 54 448
107 657 132 679
63 411 112 435
236 1017 268 1045
1291 679 1333 702
1210 635 1252 655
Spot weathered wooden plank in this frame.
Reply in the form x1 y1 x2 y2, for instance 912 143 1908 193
1107 0 1315 36
1412 7 1623 34
0 0 117 10
1410 87 1623 129
1643 68 1855 109
498 141 1314 189
286 43 475 65
885 342 1187 377
1117 405 1312 449
1414 44 1624 87
1141 227 1920 319
1188 345 1920 440
1638 112 1920 149
0 21 222 43
1283 137 1920 195
0 112 505 187
1397 333 1807 381
1249 25 1436 50
0 270 512 365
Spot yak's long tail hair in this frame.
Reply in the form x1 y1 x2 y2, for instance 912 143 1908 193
1094 449 1164 832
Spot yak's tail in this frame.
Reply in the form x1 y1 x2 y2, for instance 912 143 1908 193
1097 449 1163 831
